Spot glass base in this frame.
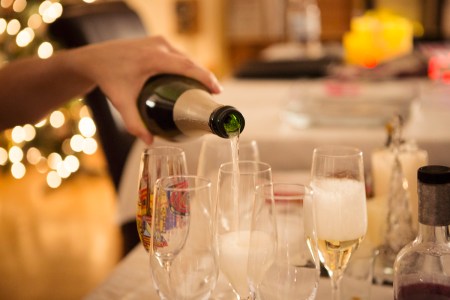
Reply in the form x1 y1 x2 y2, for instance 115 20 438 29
373 245 396 285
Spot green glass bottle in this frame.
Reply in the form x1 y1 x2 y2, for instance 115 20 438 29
137 74 245 141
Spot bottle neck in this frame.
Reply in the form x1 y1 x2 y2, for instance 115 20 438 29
416 223 450 244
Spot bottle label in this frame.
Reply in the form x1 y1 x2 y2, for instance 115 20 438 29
173 89 220 136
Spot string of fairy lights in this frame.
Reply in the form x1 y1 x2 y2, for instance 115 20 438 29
0 0 99 188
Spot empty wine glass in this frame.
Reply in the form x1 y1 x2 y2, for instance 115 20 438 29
257 183 320 300
215 160 273 300
137 146 188 252
310 145 368 300
150 175 218 300
151 176 190 271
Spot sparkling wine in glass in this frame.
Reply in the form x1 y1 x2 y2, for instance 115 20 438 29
197 136 261 299
246 183 278 300
215 161 273 300
136 146 188 252
197 136 260 199
310 145 368 300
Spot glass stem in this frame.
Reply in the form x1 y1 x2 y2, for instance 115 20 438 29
247 290 257 300
330 271 343 300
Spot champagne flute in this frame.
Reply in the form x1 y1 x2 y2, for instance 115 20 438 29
257 183 320 300
310 145 368 300
246 183 278 299
197 137 261 299
215 160 273 300
136 146 188 252
151 176 191 271
150 175 219 300
197 136 260 200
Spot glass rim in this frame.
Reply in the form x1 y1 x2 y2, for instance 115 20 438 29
201 136 258 145
219 160 271 174
143 146 185 156
313 145 362 157
155 175 211 191
257 182 312 201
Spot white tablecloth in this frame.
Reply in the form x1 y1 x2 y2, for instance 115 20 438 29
84 244 393 300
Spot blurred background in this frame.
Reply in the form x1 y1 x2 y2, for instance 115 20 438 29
1 0 450 299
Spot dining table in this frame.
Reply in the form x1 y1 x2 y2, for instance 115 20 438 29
84 243 393 300
96 76 450 299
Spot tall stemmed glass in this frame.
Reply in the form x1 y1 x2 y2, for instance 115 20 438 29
257 183 320 300
246 183 278 299
215 161 273 300
197 136 260 200
197 137 261 299
151 176 191 271
136 146 188 252
310 146 368 300
150 175 218 300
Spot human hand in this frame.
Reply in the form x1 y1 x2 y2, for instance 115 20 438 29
68 36 222 144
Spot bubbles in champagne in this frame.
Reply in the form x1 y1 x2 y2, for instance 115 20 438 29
311 178 367 241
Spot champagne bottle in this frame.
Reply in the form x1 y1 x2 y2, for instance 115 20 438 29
137 74 245 141
393 165 450 300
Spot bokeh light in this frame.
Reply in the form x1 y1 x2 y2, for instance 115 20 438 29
56 161 71 178
1 0 14 9
46 170 61 188
0 148 8 165
0 18 7 34
0 0 87 185
16 27 35 47
70 134 84 152
11 162 26 179
36 157 48 174
9 146 23 163
49 110 65 128
13 0 27 12
35 118 47 127
38 41 53 59
79 117 96 137
64 155 80 173
40 1 63 23
27 147 41 165
28 13 42 29
79 105 91 118
82 137 98 155
11 126 26 143
6 19 21 35
47 152 62 170
23 124 36 141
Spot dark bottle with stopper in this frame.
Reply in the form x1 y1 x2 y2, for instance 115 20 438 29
394 165 450 300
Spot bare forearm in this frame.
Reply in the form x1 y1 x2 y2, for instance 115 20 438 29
0 51 95 131
0 36 222 144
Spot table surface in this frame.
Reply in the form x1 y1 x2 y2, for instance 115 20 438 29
84 244 393 300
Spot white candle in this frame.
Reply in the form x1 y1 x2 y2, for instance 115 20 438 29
371 144 428 233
